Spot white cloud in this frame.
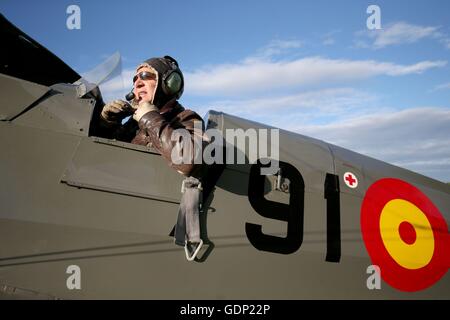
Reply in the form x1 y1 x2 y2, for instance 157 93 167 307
432 82 450 92
321 30 341 46
356 22 450 50
373 22 439 48
190 87 378 126
322 38 335 46
254 39 303 59
442 38 450 49
385 60 447 75
297 107 450 182
185 57 446 96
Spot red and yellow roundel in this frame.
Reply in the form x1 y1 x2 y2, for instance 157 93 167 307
361 178 449 292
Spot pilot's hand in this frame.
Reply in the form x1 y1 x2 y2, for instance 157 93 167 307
133 101 159 122
100 100 134 124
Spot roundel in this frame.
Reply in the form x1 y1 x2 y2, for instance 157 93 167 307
361 178 448 292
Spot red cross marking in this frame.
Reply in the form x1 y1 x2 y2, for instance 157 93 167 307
345 173 356 186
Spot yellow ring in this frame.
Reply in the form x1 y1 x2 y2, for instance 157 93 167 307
379 199 434 270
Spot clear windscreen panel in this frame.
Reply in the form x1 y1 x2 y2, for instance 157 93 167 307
72 52 125 99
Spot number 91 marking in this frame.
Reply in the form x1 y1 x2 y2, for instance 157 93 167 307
246 160 341 262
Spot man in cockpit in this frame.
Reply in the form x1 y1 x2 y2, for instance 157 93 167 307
96 56 206 251
96 55 203 177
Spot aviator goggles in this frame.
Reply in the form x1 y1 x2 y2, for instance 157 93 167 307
133 71 156 84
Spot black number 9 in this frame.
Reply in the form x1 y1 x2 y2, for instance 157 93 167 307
246 160 305 254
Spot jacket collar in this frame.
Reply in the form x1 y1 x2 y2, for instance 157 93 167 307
159 99 184 115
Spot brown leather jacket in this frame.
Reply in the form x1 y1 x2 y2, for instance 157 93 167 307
98 99 204 177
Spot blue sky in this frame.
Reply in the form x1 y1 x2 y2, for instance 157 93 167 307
1 0 450 181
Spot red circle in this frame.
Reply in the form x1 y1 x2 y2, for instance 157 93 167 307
361 178 448 292
399 221 416 245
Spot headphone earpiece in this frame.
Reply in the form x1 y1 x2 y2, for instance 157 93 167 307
163 71 183 95
161 56 184 98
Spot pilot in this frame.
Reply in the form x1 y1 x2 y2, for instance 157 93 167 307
97 56 206 252
96 55 204 178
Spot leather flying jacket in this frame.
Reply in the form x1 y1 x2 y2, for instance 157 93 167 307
97 99 204 177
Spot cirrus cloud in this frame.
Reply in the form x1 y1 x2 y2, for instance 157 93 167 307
185 57 446 96
355 21 450 50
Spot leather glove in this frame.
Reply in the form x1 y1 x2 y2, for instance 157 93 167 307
100 100 134 124
133 101 159 122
